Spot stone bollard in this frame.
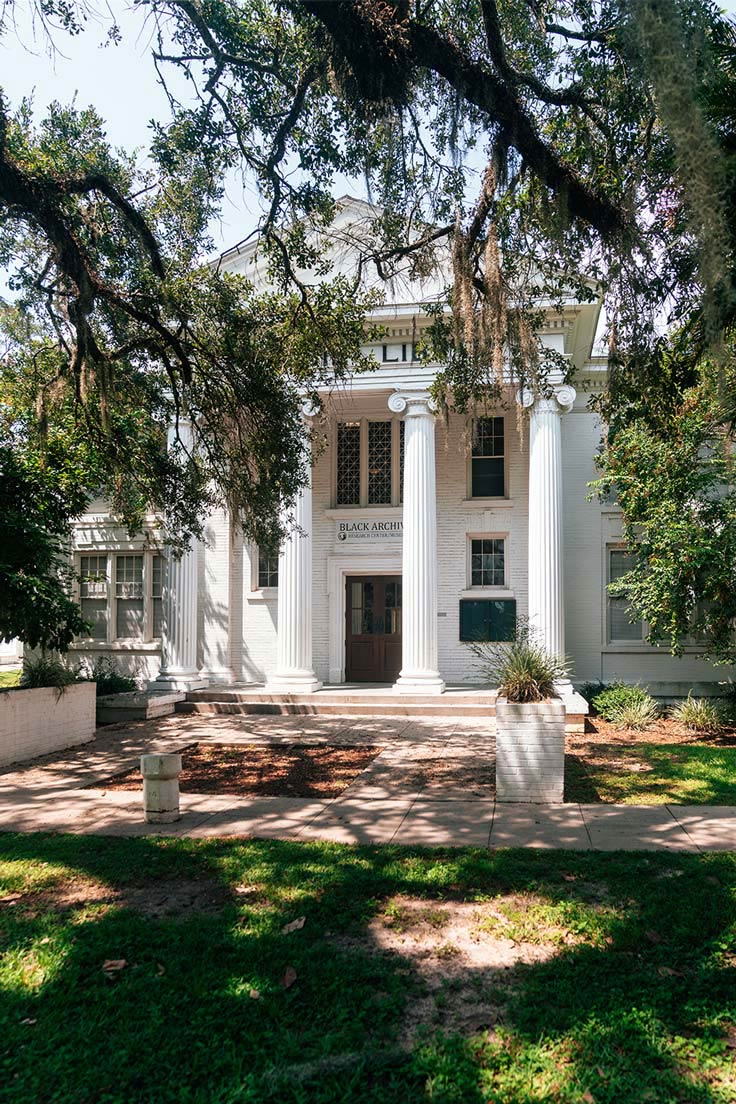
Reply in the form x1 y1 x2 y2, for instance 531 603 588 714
140 753 182 823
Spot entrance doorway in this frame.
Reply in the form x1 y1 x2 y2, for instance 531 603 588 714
345 576 402 682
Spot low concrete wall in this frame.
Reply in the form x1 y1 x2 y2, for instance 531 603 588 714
0 682 96 768
97 690 184 725
495 698 566 803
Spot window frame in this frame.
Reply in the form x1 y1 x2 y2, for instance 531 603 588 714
606 547 645 645
604 545 709 651
75 549 165 645
468 415 506 500
466 534 508 591
256 548 279 591
334 417 403 508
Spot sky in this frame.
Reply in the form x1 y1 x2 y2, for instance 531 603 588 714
0 2 273 253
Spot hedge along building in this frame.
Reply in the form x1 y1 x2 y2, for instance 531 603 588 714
69 197 732 703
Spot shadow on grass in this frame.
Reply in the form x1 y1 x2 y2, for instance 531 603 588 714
564 754 602 803
567 743 736 806
0 833 734 1103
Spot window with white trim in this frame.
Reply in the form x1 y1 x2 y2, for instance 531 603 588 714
79 555 109 640
469 537 506 588
607 548 712 648
335 419 403 506
257 550 279 589
607 549 644 643
470 416 505 497
77 551 165 643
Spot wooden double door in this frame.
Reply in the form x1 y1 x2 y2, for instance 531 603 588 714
345 576 402 682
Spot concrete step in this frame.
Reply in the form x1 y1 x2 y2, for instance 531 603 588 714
185 689 499 706
176 700 496 718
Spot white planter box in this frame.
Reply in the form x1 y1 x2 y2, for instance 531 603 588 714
0 682 96 768
495 698 565 803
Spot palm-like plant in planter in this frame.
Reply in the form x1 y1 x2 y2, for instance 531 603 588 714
468 621 571 802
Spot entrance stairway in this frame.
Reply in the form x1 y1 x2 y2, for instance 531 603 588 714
176 685 499 720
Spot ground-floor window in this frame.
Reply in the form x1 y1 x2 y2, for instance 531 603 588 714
77 551 164 642
607 548 645 643
469 537 506 588
257 549 279 589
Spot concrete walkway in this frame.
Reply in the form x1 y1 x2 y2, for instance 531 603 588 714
0 714 734 851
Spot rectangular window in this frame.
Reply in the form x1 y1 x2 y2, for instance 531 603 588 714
470 538 505 587
471 417 505 497
460 598 516 642
399 419 405 504
258 550 279 589
336 421 361 505
77 550 166 643
336 419 402 506
80 554 108 640
115 554 144 639
367 420 393 505
607 549 644 642
151 554 165 638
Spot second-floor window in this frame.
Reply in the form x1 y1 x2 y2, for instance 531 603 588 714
471 417 505 497
336 419 404 506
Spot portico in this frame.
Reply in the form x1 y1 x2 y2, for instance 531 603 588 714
262 381 575 696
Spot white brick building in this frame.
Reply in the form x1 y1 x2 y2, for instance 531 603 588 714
68 199 733 701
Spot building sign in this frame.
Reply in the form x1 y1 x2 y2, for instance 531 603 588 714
336 519 403 543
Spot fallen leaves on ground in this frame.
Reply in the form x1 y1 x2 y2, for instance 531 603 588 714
102 959 127 976
280 966 297 990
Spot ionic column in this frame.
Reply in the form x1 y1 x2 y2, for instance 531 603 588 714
389 389 445 694
519 385 576 663
153 419 207 692
266 418 321 694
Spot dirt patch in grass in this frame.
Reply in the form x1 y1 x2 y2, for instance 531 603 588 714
577 715 736 746
337 895 566 1044
95 742 383 797
2 875 231 918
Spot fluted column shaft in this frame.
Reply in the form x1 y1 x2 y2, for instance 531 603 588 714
267 453 322 693
523 386 575 662
154 419 206 691
389 390 445 694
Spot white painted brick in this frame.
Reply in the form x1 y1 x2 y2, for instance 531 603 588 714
0 683 95 767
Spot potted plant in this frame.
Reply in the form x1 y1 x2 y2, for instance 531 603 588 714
468 621 570 802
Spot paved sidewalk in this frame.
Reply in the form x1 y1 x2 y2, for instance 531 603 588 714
0 714 734 851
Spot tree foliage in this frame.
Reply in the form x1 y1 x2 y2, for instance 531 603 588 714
2 0 736 656
0 443 89 650
591 18 736 662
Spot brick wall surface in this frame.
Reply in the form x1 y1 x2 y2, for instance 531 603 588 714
0 682 96 768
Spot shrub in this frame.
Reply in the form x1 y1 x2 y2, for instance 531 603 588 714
671 693 725 734
579 681 610 710
612 697 660 730
467 619 570 703
79 656 137 697
591 683 652 722
20 655 79 690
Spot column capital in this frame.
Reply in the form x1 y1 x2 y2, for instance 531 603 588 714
516 384 576 415
388 388 437 417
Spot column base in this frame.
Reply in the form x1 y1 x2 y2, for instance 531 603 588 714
265 673 323 694
152 673 208 693
198 667 236 685
393 673 446 695
554 679 590 715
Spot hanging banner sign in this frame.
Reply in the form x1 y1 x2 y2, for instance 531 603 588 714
336 519 403 543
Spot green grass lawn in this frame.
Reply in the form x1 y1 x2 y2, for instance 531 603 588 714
1 834 735 1103
0 669 21 690
566 744 736 805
